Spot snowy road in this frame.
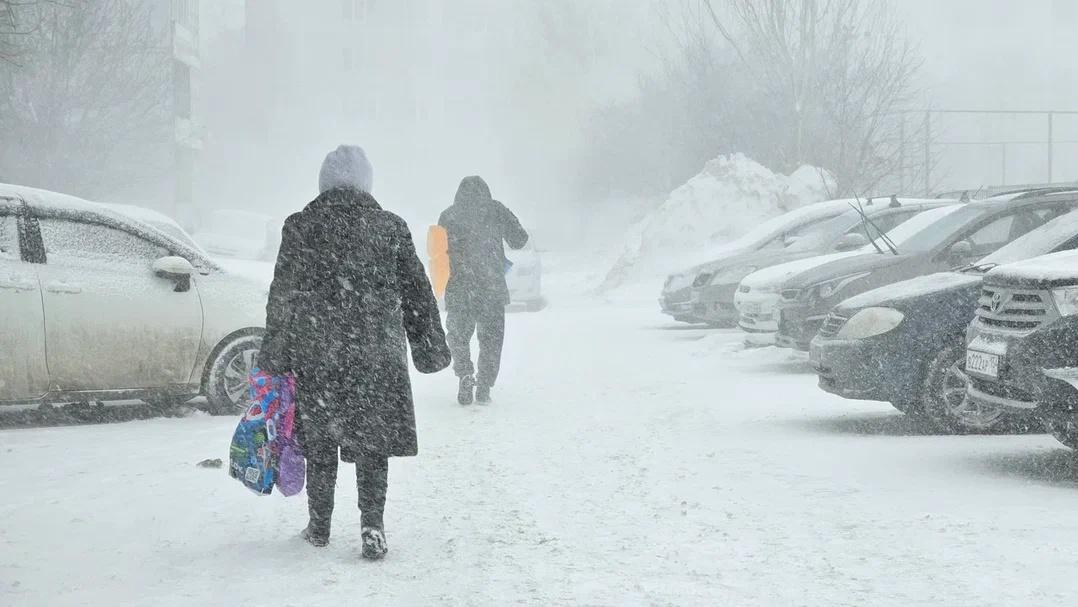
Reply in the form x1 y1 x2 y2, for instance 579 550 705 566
4 293 1078 606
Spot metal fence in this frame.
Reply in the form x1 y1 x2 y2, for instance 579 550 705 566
896 109 1078 196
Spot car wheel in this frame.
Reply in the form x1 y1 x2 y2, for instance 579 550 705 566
923 341 1005 431
1047 419 1078 450
204 332 262 415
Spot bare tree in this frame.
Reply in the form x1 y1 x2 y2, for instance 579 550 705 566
0 0 171 197
702 0 924 194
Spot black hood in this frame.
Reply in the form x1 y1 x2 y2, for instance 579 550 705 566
454 176 493 207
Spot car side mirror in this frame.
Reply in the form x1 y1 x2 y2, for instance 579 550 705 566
835 232 869 251
948 240 973 262
153 256 195 292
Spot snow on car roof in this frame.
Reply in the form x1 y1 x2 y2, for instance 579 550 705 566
0 182 213 266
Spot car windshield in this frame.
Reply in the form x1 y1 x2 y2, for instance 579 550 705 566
882 204 989 252
850 204 962 254
783 214 854 251
974 207 1078 269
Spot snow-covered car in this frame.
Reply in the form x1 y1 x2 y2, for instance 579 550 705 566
659 198 855 324
506 241 544 311
811 200 1078 430
0 184 266 412
192 209 281 261
777 189 1078 350
735 204 964 334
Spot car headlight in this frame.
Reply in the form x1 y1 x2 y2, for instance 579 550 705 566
710 265 758 286
835 307 905 340
1052 286 1078 316
810 272 870 301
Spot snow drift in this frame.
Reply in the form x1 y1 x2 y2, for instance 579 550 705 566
600 154 834 291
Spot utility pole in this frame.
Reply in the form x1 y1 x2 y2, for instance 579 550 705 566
923 111 931 196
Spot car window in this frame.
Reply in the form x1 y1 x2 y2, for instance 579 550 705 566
966 214 1015 248
39 218 165 264
0 213 18 260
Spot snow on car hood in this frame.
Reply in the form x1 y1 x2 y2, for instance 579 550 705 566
740 251 861 290
838 271 983 311
985 249 1078 287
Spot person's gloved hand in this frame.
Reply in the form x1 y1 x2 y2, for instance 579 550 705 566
412 338 451 374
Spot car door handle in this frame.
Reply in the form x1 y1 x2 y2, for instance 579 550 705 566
45 281 82 294
0 277 36 291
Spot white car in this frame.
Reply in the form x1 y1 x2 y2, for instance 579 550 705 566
506 241 544 311
0 184 266 412
735 205 964 333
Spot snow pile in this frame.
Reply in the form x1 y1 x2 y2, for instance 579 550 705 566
600 154 834 291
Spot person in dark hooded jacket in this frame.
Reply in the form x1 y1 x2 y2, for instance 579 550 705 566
258 145 451 560
438 176 529 404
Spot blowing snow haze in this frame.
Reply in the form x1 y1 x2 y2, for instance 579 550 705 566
8 1 1078 605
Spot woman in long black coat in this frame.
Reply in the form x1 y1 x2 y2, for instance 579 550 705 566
258 145 451 559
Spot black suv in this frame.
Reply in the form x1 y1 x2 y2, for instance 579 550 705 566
776 190 1078 350
809 196 1078 429
964 248 1078 448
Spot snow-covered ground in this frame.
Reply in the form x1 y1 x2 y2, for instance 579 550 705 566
4 275 1078 606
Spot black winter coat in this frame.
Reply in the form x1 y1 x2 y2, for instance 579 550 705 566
258 188 451 459
438 176 529 307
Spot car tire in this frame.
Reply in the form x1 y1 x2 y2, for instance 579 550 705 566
922 341 1006 432
204 332 262 415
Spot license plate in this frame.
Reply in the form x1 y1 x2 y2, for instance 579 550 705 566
742 301 761 315
966 349 1000 379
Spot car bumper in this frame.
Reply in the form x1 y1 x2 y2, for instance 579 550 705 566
775 303 827 351
964 317 1078 414
660 287 699 321
809 336 896 402
691 283 739 324
735 290 780 333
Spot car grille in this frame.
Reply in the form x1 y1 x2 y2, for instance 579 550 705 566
974 286 1050 332
817 312 849 338
693 273 714 287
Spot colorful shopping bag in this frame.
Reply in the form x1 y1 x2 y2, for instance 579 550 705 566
228 370 303 496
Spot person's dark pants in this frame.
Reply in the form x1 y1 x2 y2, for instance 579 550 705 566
305 444 389 538
446 297 506 387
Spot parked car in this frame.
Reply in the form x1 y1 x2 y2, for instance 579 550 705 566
506 240 545 311
0 184 266 413
659 198 854 324
773 189 1078 350
964 248 1078 446
810 198 1078 429
722 198 954 332
192 209 282 261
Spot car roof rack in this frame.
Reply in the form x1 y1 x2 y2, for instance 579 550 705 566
1006 187 1078 201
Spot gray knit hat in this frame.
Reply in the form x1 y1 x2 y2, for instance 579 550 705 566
318 145 373 194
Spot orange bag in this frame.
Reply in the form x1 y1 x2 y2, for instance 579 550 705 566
427 225 450 299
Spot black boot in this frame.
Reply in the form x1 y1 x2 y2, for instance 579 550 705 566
361 527 388 560
458 375 475 405
301 522 329 547
475 384 492 404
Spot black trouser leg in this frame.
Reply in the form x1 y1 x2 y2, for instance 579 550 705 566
356 454 389 529
305 446 339 539
476 301 506 388
447 303 478 378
